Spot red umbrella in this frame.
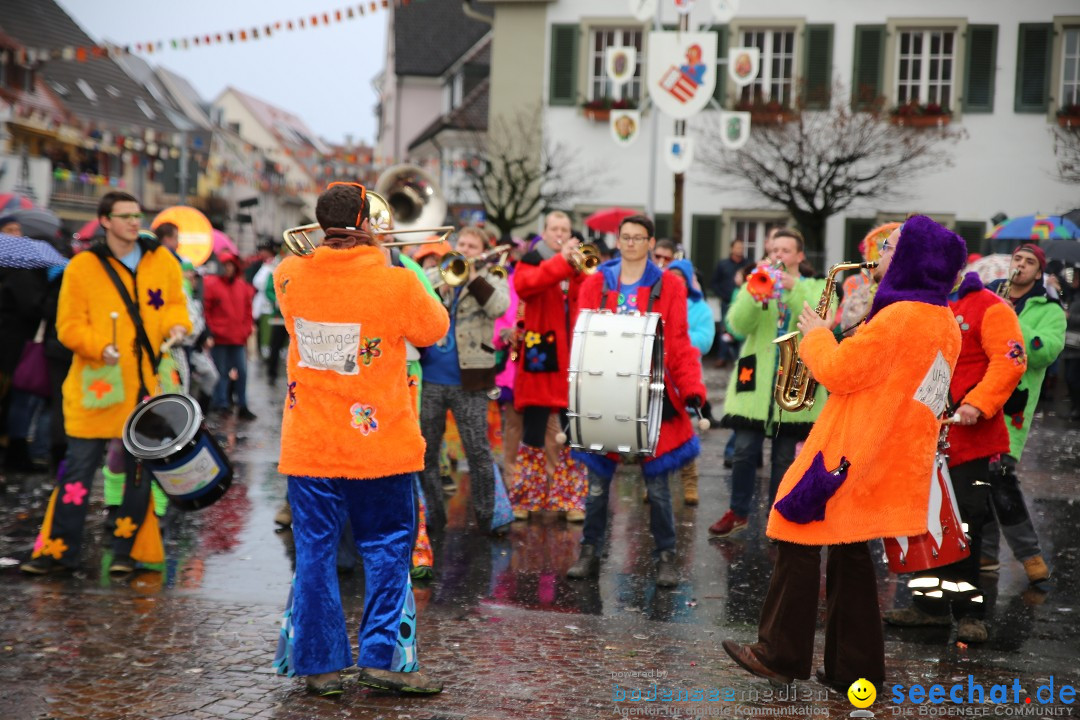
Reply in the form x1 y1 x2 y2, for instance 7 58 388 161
584 207 640 235
0 193 36 213
75 218 103 240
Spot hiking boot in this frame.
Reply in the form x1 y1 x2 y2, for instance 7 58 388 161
237 407 257 421
565 509 585 523
566 544 600 579
356 667 443 694
109 555 136 575
883 606 951 627
20 556 71 575
956 617 988 643
722 640 793 686
709 510 748 537
1023 555 1050 584
681 462 699 506
979 555 1000 572
274 500 292 527
655 550 679 588
306 671 344 697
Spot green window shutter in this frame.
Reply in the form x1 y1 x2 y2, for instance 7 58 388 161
691 214 723 277
654 213 673 241
711 25 728 105
844 218 875 265
954 221 988 255
963 25 998 113
549 24 579 106
852 25 885 111
802 24 834 110
1015 24 1053 113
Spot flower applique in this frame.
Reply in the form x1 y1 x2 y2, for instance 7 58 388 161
287 381 297 409
62 481 88 506
524 331 542 348
1005 339 1026 367
113 516 138 539
147 288 164 310
350 403 378 435
41 537 68 560
526 347 547 371
358 337 382 366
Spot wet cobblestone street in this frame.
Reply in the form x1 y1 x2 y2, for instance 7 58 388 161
1 364 1077 719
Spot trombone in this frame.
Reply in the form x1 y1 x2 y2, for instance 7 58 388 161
282 187 453 258
427 244 513 289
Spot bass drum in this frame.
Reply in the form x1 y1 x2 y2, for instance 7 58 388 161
883 451 970 573
567 310 664 456
123 393 233 511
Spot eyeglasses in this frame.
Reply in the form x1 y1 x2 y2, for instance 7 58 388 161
619 235 650 245
653 254 673 264
878 239 894 254
326 181 368 228
109 213 144 222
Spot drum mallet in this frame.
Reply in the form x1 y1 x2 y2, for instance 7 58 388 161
687 405 711 432
110 311 119 349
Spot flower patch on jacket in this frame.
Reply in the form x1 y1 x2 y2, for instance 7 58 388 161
1005 339 1026 367
358 336 382 366
350 403 378 435
147 288 164 310
81 365 125 409
736 356 756 392
523 330 559 373
287 381 297 409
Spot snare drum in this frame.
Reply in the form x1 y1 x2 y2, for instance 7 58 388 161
567 310 664 456
883 451 969 573
123 393 233 511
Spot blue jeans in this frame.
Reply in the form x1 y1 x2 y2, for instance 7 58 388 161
211 344 248 409
729 429 798 518
582 469 675 558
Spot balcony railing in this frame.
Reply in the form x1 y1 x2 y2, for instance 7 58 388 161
50 176 110 211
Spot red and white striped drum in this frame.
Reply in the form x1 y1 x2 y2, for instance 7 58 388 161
883 449 970 573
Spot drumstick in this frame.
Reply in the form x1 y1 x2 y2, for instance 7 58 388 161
110 312 119 348
555 431 568 445
687 406 711 432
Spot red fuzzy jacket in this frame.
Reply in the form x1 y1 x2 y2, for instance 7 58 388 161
512 249 585 410
574 261 707 477
202 254 255 345
945 274 1027 467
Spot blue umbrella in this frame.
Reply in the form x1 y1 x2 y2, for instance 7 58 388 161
0 232 69 269
988 215 1080 241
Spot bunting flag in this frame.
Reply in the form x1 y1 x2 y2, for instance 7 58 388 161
0 0 413 65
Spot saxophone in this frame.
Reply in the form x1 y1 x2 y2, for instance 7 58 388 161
997 268 1020 299
772 261 877 412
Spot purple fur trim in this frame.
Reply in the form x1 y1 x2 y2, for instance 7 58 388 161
773 451 849 524
867 215 968 323
573 450 618 481
642 434 701 478
956 271 983 298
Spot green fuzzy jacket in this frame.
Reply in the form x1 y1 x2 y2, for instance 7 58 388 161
1004 290 1066 459
721 276 830 436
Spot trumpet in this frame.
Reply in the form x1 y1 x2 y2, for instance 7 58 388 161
427 245 513 289
569 243 601 274
282 189 454 258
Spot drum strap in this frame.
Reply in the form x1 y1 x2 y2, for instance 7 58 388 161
600 275 663 312
95 254 160 398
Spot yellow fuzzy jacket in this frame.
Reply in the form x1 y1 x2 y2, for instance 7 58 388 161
275 245 449 479
58 241 190 439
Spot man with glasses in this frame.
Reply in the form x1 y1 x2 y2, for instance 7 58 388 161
22 191 190 576
567 215 706 587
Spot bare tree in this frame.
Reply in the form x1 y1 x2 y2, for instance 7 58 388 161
1052 126 1080 185
695 88 967 257
463 105 593 236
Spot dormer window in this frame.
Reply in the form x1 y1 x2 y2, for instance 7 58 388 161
135 97 157 120
76 78 97 102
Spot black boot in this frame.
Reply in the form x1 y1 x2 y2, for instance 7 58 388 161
655 550 679 587
566 544 600 579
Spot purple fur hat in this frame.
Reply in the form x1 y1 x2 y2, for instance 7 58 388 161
866 215 967 323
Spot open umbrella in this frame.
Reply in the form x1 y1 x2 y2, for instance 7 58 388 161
989 214 1080 241
1044 239 1080 266
212 229 238 256
74 218 103 240
966 253 1013 285
0 233 68 269
0 193 36 213
584 207 640 235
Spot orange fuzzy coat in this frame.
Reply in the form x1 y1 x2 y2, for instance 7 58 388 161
766 301 961 545
274 245 449 479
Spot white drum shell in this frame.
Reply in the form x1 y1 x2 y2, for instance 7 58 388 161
567 310 664 456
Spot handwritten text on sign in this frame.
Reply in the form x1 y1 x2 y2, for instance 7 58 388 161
914 351 951 417
294 317 362 375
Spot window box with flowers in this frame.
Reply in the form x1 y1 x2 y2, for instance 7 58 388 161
581 97 637 122
734 99 799 125
1057 105 1080 129
890 102 952 128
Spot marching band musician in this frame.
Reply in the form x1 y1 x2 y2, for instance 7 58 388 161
271 182 448 696
566 214 707 588
722 216 967 692
508 211 588 522
883 261 1026 644
418 226 510 534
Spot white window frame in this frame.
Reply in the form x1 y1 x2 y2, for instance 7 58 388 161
586 26 644 103
1061 27 1080 107
76 78 97 103
894 28 957 109
732 217 785 261
738 27 797 106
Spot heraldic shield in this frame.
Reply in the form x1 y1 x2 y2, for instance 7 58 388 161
646 31 718 120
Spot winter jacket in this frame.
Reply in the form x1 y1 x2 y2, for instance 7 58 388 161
512 248 585 410
720 273 829 436
572 260 707 479
945 273 1027 468
274 244 449 480
766 302 962 544
493 268 520 392
202 254 255 345
57 238 190 439
668 259 715 356
433 270 510 391
986 278 1067 459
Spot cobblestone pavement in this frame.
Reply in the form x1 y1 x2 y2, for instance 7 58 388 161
0 363 1077 719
